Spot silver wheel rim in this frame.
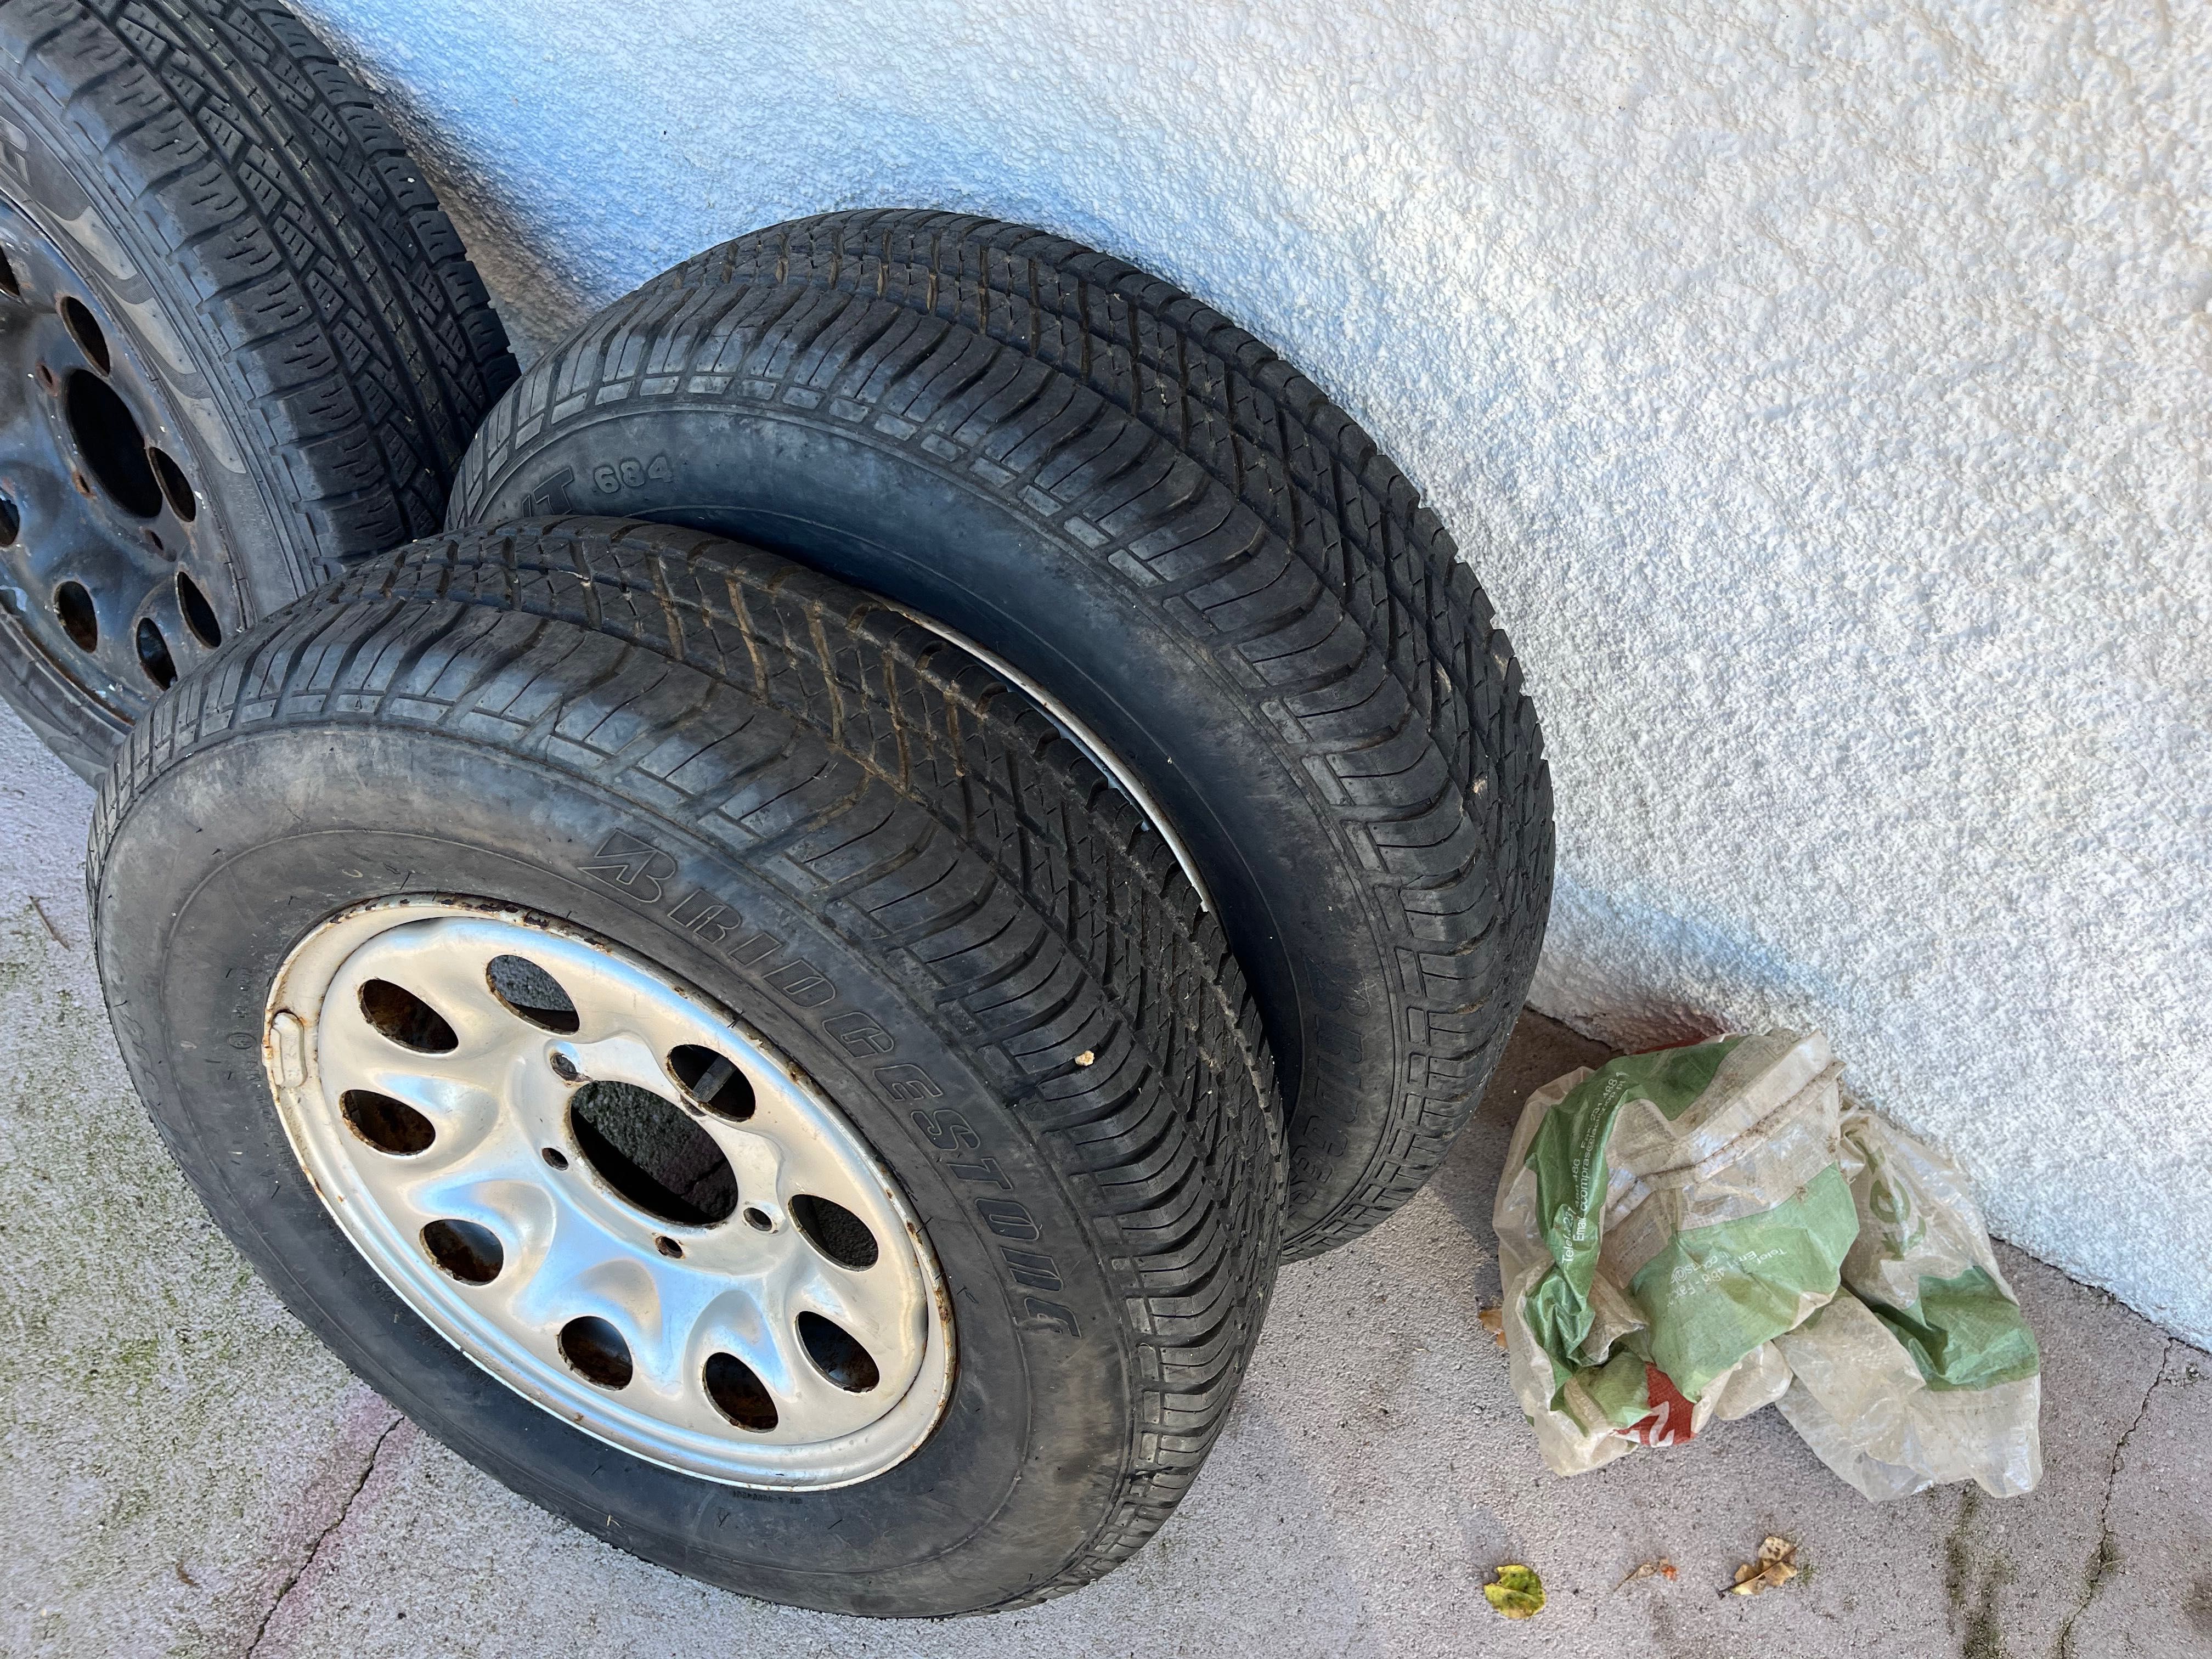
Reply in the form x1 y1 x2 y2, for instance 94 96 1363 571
263 899 955 1489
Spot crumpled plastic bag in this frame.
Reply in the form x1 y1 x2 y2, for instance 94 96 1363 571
1492 1029 2040 1500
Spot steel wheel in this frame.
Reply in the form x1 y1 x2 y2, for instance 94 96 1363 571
0 194 236 727
94 518 1283 1613
0 0 515 779
266 899 956 1489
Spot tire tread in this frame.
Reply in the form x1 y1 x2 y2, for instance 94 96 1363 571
91 517 1282 1610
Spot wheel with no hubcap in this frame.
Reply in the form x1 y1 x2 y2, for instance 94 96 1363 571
92 518 1282 1614
0 0 514 778
273 902 959 1488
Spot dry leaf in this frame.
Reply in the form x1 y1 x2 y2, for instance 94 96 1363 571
1477 1306 1508 1350
1482 1563 1544 1620
1729 1536 1799 1596
1616 1559 1677 1588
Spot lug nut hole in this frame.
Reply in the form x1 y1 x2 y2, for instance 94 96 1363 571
654 1234 683 1260
540 1146 569 1170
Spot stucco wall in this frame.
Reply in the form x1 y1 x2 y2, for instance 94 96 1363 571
292 0 2212 1343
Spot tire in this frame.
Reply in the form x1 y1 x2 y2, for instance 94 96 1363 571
0 0 515 780
91 516 1282 1616
449 210 1552 1256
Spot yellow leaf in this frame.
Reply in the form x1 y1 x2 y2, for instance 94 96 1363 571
1477 1306 1508 1350
1483 1563 1545 1620
1728 1536 1799 1595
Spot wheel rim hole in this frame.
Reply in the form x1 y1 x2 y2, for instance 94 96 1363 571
486 953 578 1032
743 1206 774 1233
176 572 221 647
791 1195 878 1269
797 1312 879 1393
0 494 18 546
146 445 195 521
341 1088 435 1156
559 1316 631 1389
135 617 174 688
358 978 458 1052
34 363 54 396
421 1218 503 1285
53 580 95 651
653 1234 682 1259
703 1352 778 1431
64 371 160 517
540 1145 569 1170
667 1043 754 1121
568 1080 737 1226
58 297 109 375
0 249 18 297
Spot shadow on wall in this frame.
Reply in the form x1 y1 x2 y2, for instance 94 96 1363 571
1528 870 1843 1057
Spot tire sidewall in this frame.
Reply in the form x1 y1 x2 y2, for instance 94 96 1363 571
97 721 1133 1616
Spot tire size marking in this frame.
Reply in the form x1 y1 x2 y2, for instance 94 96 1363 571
576 827 1080 1338
591 454 674 494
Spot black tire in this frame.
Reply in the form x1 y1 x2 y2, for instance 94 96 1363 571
449 210 1551 1256
91 516 1282 1616
0 0 515 780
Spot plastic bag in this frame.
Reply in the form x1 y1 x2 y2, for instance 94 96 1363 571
1492 1029 2040 1499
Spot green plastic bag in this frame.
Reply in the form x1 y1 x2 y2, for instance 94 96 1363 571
1492 1030 2040 1499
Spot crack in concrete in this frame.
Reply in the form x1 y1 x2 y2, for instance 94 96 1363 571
241 1413 402 1657
2051 1336 2177 1659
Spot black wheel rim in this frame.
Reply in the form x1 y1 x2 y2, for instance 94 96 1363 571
0 192 238 724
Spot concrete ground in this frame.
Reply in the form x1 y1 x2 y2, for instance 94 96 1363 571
2 698 2207 1659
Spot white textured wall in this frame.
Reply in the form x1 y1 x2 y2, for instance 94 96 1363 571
296 0 2212 1343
